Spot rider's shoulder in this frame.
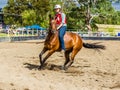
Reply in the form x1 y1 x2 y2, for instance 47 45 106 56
61 12 66 16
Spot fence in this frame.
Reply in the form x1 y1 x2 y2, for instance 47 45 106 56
0 29 47 42
0 28 120 42
7 29 47 37
67 29 120 37
78 31 120 37
1 28 120 37
0 28 47 37
70 30 120 40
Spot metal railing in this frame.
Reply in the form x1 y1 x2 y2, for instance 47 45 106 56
0 29 47 37
0 28 120 37
67 29 120 37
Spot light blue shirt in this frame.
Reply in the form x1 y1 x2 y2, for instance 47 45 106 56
61 13 67 26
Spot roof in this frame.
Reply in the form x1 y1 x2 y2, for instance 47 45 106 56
25 24 46 30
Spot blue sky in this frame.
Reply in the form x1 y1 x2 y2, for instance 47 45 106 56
0 0 7 8
0 0 120 11
112 2 120 11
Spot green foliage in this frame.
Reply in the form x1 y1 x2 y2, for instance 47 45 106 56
107 27 115 32
67 7 85 29
2 0 120 31
21 10 36 26
106 27 116 36
3 0 50 28
67 0 120 31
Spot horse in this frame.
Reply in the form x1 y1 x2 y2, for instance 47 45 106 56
38 17 105 70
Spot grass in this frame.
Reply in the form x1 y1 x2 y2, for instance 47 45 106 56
0 33 8 37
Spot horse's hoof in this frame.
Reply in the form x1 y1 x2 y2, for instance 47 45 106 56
61 66 67 71
38 66 42 70
61 67 68 73
49 65 54 70
38 67 41 70
60 69 67 73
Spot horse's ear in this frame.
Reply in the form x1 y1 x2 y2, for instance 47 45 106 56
49 14 52 29
49 14 54 20
49 14 52 25
49 14 52 19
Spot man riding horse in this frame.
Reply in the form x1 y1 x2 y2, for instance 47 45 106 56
54 4 67 54
38 4 105 71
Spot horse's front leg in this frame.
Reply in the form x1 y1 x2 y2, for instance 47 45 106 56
39 49 55 70
38 47 47 70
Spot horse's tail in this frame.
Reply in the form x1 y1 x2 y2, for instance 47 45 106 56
83 42 105 50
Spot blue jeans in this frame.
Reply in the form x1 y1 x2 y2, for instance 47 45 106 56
58 26 67 50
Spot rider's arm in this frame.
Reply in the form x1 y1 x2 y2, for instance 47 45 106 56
57 13 66 30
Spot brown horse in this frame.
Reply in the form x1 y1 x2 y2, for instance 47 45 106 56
38 18 105 70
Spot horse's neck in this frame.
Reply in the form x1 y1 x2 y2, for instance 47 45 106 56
45 30 59 43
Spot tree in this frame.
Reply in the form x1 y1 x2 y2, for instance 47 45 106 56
3 0 50 27
3 0 120 30
30 0 50 27
67 0 119 31
21 10 36 26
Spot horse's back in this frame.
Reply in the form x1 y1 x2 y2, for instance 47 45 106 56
64 32 83 50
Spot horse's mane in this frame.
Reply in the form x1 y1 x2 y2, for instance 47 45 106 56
45 27 56 43
44 15 58 43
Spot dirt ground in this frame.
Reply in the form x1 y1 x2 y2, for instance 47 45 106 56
0 39 120 90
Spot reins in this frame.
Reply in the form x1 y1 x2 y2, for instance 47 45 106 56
51 29 58 34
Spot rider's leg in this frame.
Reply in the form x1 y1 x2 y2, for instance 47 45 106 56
58 26 67 51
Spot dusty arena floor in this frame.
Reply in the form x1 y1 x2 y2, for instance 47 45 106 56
0 40 120 90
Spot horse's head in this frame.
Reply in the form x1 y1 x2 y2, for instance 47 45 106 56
45 15 58 42
50 19 57 31
49 15 57 33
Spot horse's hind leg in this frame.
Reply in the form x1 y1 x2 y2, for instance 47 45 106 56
65 49 80 70
62 51 70 70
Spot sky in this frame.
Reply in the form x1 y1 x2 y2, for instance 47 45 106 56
0 0 120 11
112 2 120 11
0 0 7 8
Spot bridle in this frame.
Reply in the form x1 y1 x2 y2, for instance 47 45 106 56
50 19 58 34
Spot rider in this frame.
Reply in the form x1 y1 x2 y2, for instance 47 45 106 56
54 4 67 53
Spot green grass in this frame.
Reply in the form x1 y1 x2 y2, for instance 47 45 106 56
0 33 8 37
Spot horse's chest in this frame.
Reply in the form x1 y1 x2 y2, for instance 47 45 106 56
44 35 60 49
44 42 59 49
